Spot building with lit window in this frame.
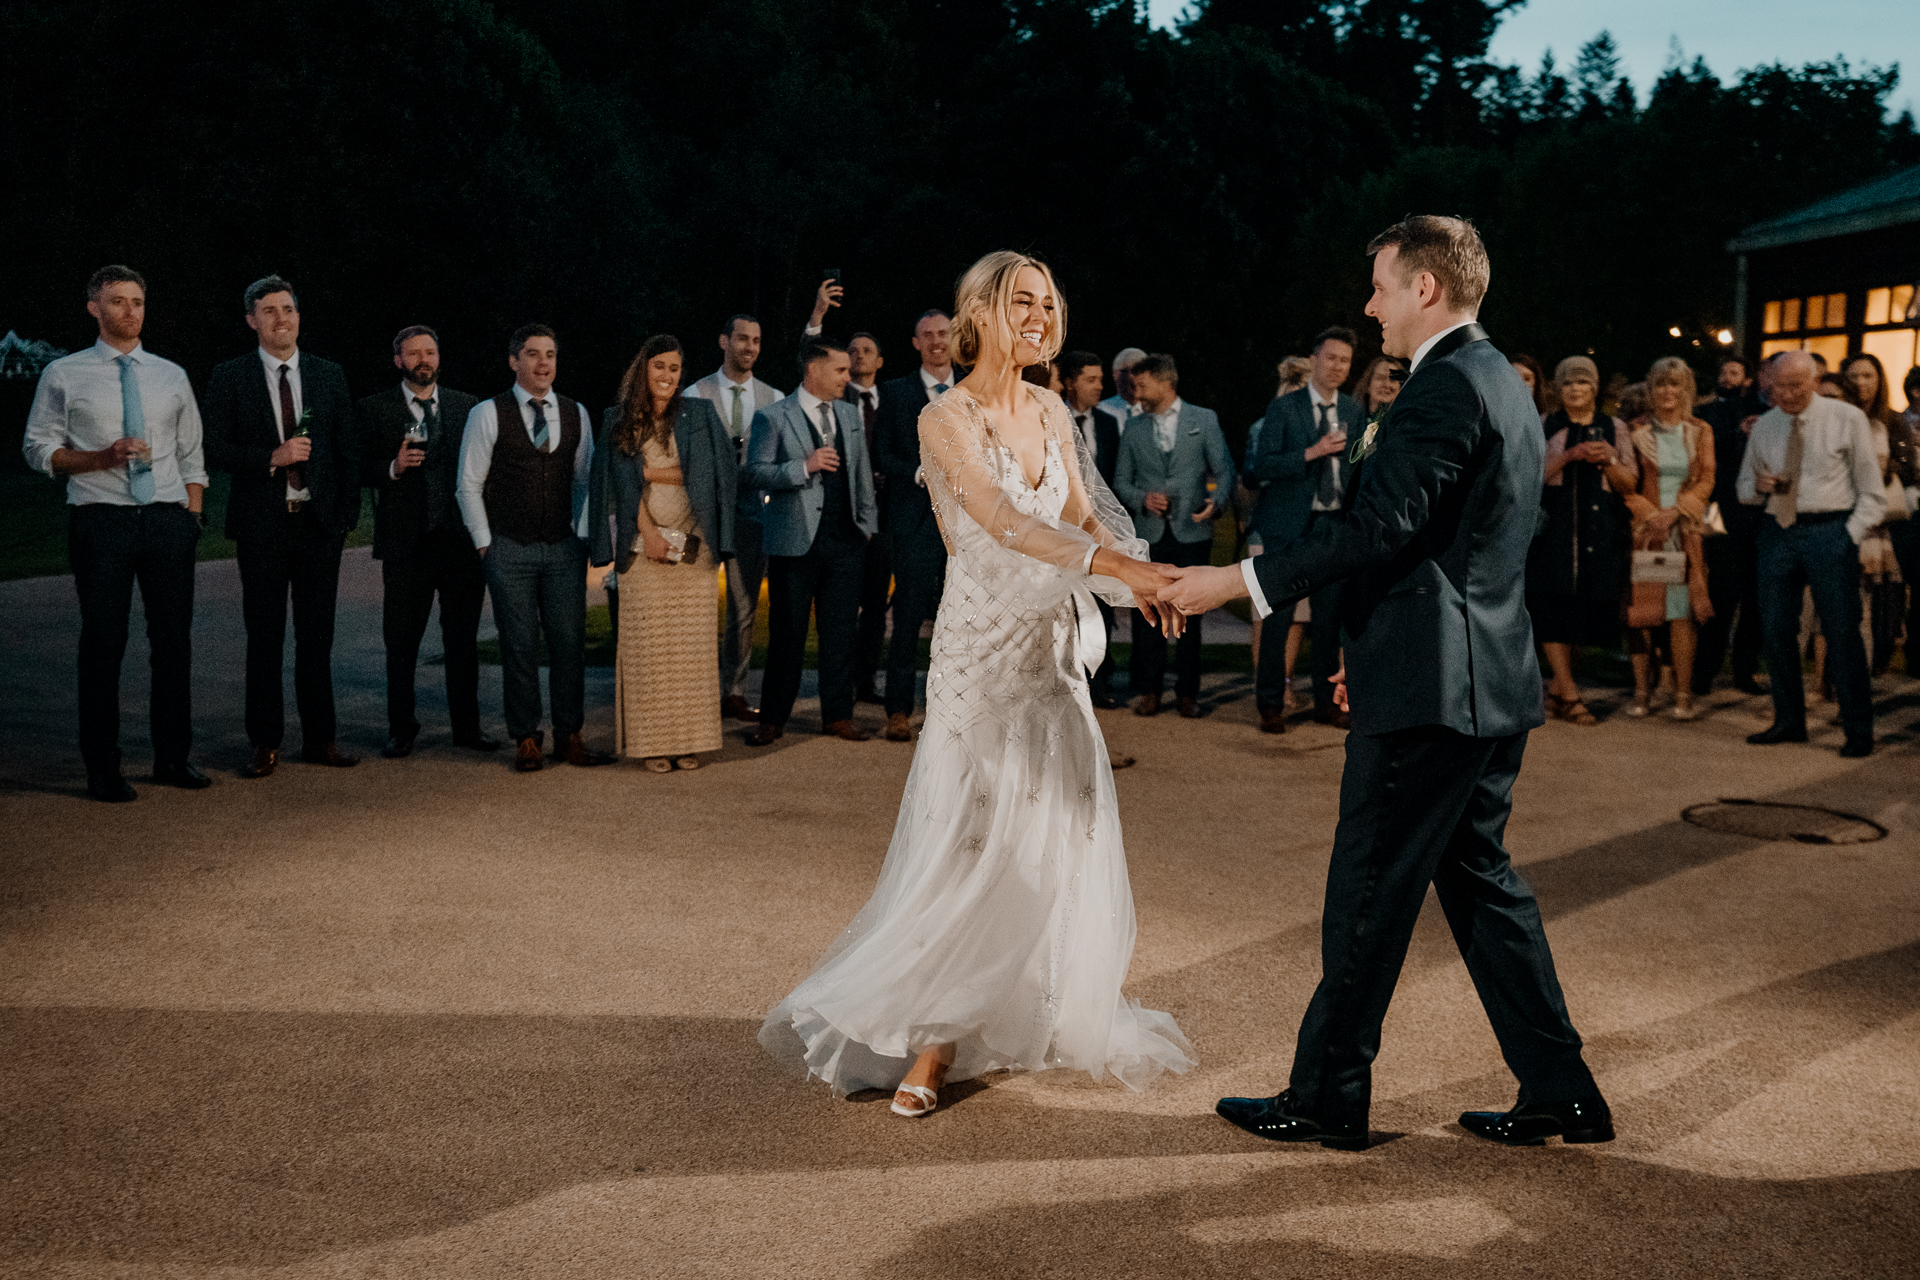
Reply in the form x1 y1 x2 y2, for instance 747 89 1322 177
1729 163 1919 407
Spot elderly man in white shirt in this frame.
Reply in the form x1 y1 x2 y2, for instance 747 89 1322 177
1737 349 1885 755
23 265 209 801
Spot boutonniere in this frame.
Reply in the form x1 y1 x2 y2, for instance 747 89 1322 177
1349 408 1387 464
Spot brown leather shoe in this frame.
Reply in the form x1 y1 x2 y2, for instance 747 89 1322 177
1257 704 1289 735
241 746 278 778
1312 708 1352 730
747 722 785 747
825 719 872 742
884 712 914 742
721 695 761 723
300 742 359 767
1177 696 1203 719
514 737 544 772
1133 693 1161 717
559 732 613 766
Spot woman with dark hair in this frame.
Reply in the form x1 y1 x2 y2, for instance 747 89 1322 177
1622 357 1715 720
1843 352 1916 672
1354 355 1407 416
1510 353 1547 421
1526 357 1636 725
589 334 738 772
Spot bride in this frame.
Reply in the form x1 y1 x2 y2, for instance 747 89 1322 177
759 251 1196 1117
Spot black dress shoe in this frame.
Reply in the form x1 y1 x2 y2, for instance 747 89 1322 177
1458 1097 1614 1146
452 732 503 753
87 774 137 803
1215 1090 1368 1151
382 733 417 759
152 761 212 790
1839 737 1874 758
1747 723 1808 745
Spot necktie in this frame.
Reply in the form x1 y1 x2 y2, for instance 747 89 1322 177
1316 402 1341 506
729 384 745 438
278 363 305 494
413 397 437 443
859 390 878 435
1770 414 1805 528
817 403 837 448
529 398 551 451
118 355 155 504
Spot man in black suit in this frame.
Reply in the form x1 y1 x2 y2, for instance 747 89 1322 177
1692 352 1769 695
873 309 963 743
357 325 498 758
1059 350 1123 706
204 276 363 777
1248 326 1363 731
1164 217 1609 1152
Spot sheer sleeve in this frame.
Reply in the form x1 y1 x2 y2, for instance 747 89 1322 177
918 387 1148 613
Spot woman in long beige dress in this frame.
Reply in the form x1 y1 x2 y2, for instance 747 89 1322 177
590 335 738 772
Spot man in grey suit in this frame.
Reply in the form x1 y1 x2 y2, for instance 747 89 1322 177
744 339 880 745
687 314 785 723
1114 354 1235 717
1248 326 1361 730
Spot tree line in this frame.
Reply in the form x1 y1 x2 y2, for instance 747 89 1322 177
4 0 1915 454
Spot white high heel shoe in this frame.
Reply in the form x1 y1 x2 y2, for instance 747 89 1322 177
890 1084 939 1118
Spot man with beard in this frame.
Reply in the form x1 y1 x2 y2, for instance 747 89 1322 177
357 325 496 758
688 314 785 723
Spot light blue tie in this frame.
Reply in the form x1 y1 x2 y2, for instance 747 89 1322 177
119 355 155 504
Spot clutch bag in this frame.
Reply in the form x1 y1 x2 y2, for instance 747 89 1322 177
631 527 697 563
1630 549 1687 584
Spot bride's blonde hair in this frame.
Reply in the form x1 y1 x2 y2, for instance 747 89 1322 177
950 251 1066 367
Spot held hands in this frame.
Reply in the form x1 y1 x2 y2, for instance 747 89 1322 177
1095 552 1183 638
1143 491 1170 515
1157 563 1250 618
806 446 841 474
271 436 313 469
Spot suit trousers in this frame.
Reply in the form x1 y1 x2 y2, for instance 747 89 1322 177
381 527 487 739
484 533 587 745
1290 726 1597 1126
1256 511 1343 712
68 502 199 777
885 531 948 716
763 527 867 729
1694 521 1763 689
237 507 346 751
854 532 893 689
722 518 767 699
1129 532 1211 699
1756 515 1873 742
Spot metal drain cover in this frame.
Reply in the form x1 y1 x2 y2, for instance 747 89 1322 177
1682 799 1886 845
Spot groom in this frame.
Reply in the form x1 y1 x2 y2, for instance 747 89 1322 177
1162 216 1610 1151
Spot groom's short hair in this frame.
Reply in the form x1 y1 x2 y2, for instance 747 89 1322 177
1366 215 1490 314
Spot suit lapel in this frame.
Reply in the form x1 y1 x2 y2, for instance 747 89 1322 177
246 359 282 444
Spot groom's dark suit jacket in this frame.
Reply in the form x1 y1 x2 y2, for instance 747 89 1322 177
1250 323 1545 738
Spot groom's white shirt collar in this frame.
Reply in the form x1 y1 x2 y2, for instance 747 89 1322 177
1410 320 1477 373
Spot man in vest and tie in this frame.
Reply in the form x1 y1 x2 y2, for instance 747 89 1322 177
357 325 495 759
456 324 610 772
1739 349 1885 757
24 266 210 801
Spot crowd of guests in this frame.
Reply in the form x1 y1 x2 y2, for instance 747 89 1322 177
23 265 1917 803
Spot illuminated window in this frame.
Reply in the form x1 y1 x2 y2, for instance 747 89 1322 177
1825 293 1846 328
1806 295 1826 329
1763 301 1782 334
1867 288 1891 326
1783 298 1801 331
1896 285 1916 323
1862 329 1918 412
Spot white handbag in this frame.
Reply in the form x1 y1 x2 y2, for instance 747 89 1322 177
1630 549 1688 584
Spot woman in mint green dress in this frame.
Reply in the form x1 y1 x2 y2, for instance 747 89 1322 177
1622 358 1717 720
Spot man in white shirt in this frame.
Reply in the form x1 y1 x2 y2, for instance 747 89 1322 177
24 265 209 801
687 314 784 722
455 324 607 772
1738 349 1885 755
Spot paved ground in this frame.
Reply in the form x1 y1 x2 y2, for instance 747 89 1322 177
2 556 1917 1278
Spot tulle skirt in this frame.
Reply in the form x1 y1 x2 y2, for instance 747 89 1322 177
759 566 1194 1096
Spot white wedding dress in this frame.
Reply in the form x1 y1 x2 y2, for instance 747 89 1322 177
759 384 1195 1096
